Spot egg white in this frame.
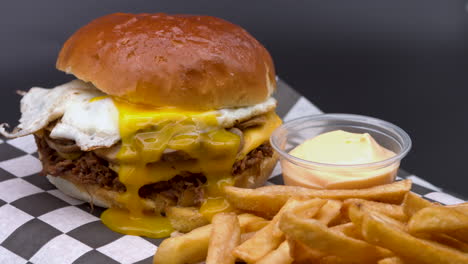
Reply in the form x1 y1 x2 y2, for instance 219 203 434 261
1 80 277 151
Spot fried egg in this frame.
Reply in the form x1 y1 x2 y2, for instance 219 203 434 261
0 80 277 150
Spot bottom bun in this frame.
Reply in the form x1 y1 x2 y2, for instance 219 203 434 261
46 152 279 211
47 175 117 208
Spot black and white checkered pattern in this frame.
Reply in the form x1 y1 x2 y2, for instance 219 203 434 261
0 80 465 264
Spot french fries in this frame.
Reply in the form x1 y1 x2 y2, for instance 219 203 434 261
378 257 404 264
316 200 342 225
401 192 432 217
348 202 406 232
166 206 209 232
240 232 256 243
153 213 266 264
448 202 468 215
330 222 363 240
237 213 269 233
256 241 293 264
318 255 356 264
153 224 211 264
233 198 324 263
280 212 390 263
408 206 468 233
288 239 327 263
417 233 468 253
206 213 240 264
291 198 327 219
360 211 468 264
154 180 468 264
408 205 468 243
224 179 411 217
343 198 408 222
232 203 288 262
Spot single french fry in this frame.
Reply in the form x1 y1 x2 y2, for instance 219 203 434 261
291 198 327 219
240 232 256 244
343 198 408 222
408 206 468 234
316 200 343 225
408 206 468 243
347 203 365 230
448 202 468 207
237 213 269 233
318 255 356 264
447 202 468 208
256 241 293 264
166 206 209 232
154 213 265 264
451 231 468 243
401 192 432 217
330 222 363 240
348 203 406 232
447 202 468 215
288 238 326 263
153 224 211 264
378 257 405 264
225 180 411 217
206 213 240 264
361 212 468 264
233 198 325 263
280 212 390 263
416 233 468 253
328 213 351 227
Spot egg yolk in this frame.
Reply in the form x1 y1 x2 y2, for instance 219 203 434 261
101 99 281 238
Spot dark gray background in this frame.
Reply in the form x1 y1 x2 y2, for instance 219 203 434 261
1 0 467 196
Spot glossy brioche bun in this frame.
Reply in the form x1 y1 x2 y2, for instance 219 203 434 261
56 13 276 110
46 151 278 211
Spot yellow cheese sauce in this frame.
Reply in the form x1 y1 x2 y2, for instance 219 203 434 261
101 99 281 238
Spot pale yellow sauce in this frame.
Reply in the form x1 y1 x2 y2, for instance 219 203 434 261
283 130 398 189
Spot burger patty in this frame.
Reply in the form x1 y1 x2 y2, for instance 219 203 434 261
35 132 274 206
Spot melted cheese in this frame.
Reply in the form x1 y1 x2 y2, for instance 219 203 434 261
239 111 282 158
101 99 281 238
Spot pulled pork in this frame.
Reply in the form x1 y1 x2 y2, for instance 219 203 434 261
139 173 206 207
36 134 126 192
232 143 274 175
36 128 274 208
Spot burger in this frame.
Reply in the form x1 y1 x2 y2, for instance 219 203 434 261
1 13 281 237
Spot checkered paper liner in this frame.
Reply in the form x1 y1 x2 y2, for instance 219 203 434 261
0 80 466 264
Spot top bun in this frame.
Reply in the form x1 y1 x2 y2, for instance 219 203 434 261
57 13 276 109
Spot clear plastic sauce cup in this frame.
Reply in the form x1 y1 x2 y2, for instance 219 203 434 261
270 114 412 189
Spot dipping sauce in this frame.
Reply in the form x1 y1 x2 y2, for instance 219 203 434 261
282 130 399 189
